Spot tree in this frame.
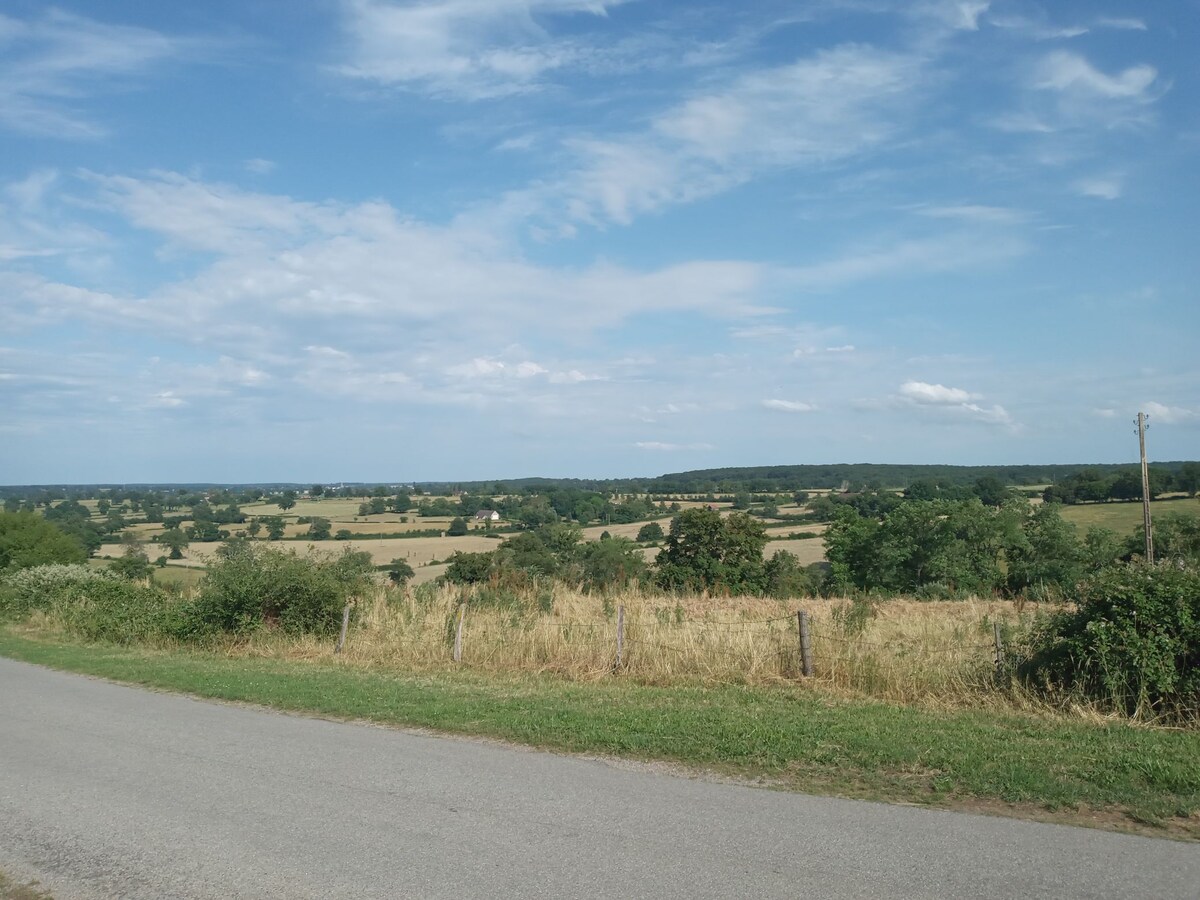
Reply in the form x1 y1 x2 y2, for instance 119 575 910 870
277 491 297 511
263 516 286 541
369 497 387 515
109 544 153 581
387 557 415 586
310 484 325 497
159 527 189 560
245 520 262 539
655 509 767 594
577 537 646 591
187 520 226 542
335 529 353 540
307 518 332 541
972 476 1010 507
0 512 87 572
390 493 412 513
447 516 469 536
636 521 664 543
443 551 495 584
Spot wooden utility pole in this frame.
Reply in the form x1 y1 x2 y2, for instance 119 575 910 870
1137 412 1154 564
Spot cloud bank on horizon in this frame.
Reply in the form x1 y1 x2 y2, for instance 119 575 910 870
0 0 1196 483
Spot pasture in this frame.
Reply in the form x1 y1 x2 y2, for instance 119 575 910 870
1058 497 1200 534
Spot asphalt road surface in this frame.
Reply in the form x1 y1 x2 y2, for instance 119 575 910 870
2 656 1197 899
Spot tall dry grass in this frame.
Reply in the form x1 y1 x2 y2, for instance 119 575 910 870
230 581 1042 709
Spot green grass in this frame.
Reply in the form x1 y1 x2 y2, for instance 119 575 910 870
2 630 1198 838
1058 497 1200 534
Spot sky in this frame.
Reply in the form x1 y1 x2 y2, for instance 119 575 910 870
1 0 1197 484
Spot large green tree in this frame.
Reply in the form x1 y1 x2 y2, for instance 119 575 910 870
655 509 767 594
0 511 87 572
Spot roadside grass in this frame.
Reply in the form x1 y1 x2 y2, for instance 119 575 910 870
1059 497 1200 534
0 869 53 900
2 629 1198 839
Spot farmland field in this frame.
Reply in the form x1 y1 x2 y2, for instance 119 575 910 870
1058 497 1200 534
173 533 502 568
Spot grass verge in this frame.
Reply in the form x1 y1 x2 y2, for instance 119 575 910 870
2 629 1198 840
0 869 53 900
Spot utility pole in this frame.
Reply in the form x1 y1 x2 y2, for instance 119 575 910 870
1136 411 1154 564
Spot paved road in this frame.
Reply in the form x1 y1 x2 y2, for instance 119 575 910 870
1 657 1196 899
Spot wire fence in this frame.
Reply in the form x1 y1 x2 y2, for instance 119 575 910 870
345 601 1008 686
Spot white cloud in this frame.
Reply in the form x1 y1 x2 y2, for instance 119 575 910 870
915 204 1028 225
0 9 204 138
244 158 276 175
899 381 976 404
1143 402 1198 425
634 441 713 452
1073 176 1122 200
522 44 922 228
1034 51 1158 100
334 0 626 100
914 1 990 32
1096 17 1146 32
895 381 1015 428
762 399 817 413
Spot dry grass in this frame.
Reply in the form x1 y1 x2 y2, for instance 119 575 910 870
228 584 1028 709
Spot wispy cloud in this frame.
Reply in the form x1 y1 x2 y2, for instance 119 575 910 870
0 9 205 138
1143 401 1198 425
1073 175 1122 200
333 0 627 100
634 441 714 452
762 399 817 413
516 43 923 228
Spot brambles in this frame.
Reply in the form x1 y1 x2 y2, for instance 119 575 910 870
176 543 375 639
1021 562 1200 718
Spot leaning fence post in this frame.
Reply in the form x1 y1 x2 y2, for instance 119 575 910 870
797 610 813 677
993 621 1005 672
614 605 625 672
453 603 465 663
334 602 352 654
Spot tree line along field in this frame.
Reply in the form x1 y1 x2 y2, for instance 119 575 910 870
48 487 1200 589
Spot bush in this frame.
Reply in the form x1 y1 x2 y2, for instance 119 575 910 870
0 563 117 619
1 563 174 643
176 543 375 639
52 578 176 645
1020 562 1200 718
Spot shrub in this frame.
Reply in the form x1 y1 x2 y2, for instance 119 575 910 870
0 563 117 619
176 543 375 639
1020 562 1200 718
52 578 176 645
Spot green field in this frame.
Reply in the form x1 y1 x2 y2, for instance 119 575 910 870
2 630 1197 839
1058 498 1200 534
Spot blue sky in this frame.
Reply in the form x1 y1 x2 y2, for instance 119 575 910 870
1 0 1197 483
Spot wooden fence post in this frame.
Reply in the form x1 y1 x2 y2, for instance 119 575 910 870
334 602 351 654
453 603 465 663
797 610 813 677
993 621 1005 672
614 605 625 672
